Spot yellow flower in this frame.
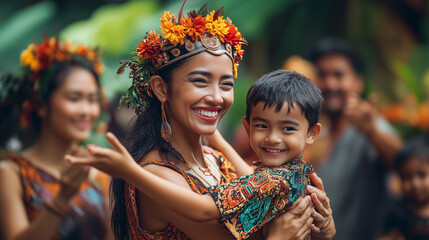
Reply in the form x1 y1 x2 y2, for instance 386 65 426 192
161 21 186 45
160 11 175 27
205 10 215 23
206 16 228 42
20 44 39 71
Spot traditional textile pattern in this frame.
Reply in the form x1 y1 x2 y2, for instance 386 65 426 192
125 152 238 239
9 154 108 240
208 158 314 239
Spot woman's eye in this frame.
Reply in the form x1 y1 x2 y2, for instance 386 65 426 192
67 97 79 102
89 96 99 103
190 78 207 84
222 81 234 87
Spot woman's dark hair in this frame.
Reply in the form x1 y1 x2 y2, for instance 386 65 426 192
395 136 429 173
110 59 189 240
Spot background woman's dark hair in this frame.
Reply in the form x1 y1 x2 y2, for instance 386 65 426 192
395 136 429 173
110 58 189 240
0 58 100 149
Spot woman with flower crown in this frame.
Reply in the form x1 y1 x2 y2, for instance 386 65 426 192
66 3 334 240
0 38 112 240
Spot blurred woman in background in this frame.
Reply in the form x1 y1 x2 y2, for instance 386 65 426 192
0 37 112 240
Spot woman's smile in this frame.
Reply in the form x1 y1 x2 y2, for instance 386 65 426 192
193 107 221 122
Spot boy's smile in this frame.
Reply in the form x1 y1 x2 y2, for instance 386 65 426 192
244 102 320 167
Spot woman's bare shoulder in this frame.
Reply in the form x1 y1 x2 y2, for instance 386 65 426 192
0 159 20 176
140 150 190 188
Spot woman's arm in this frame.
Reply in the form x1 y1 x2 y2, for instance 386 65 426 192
308 174 336 240
204 130 253 176
66 132 221 222
0 160 88 240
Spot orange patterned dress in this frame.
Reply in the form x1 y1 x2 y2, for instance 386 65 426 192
9 154 109 240
125 153 238 239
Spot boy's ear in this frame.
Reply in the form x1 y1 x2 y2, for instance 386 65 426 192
306 123 322 144
242 117 250 135
149 75 168 102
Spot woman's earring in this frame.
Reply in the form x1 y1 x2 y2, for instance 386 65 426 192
161 102 172 142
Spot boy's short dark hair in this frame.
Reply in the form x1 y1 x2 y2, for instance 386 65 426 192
245 70 323 129
309 38 364 75
395 136 429 173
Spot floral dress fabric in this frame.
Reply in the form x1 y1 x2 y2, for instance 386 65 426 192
125 152 238 240
9 154 109 240
208 158 314 239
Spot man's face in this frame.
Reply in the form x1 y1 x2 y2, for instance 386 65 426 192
315 53 362 116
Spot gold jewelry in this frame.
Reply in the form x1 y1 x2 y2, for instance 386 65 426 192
184 161 213 187
160 102 172 142
203 154 229 183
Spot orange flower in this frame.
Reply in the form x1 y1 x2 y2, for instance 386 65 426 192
94 62 104 74
381 104 407 123
76 45 88 55
146 30 161 45
182 16 206 41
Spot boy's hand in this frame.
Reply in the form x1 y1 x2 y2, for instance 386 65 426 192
65 132 137 179
202 129 227 150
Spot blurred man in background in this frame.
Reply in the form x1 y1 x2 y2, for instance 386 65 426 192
305 38 403 240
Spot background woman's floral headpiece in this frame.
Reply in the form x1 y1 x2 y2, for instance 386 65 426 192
118 3 247 113
0 37 104 127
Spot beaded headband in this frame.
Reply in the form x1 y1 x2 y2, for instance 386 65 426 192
118 3 247 113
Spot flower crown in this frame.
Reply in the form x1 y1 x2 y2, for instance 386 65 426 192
20 37 104 76
118 4 247 113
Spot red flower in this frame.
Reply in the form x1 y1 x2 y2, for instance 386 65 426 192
224 23 242 46
137 40 162 60
137 31 163 60
36 38 53 70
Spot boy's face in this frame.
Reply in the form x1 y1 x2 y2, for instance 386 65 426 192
400 157 429 206
243 102 321 167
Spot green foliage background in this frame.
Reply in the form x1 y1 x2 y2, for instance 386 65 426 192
1 0 428 144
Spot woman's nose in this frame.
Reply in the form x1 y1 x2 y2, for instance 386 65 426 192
205 86 223 105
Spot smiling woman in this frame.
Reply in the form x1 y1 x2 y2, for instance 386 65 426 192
62 3 336 240
0 38 112 240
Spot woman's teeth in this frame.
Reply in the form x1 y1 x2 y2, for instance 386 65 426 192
195 109 219 118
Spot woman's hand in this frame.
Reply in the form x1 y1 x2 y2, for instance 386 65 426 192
308 173 336 240
265 196 314 240
65 132 138 179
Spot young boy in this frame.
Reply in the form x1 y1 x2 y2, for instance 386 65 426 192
381 137 429 239
67 70 323 239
